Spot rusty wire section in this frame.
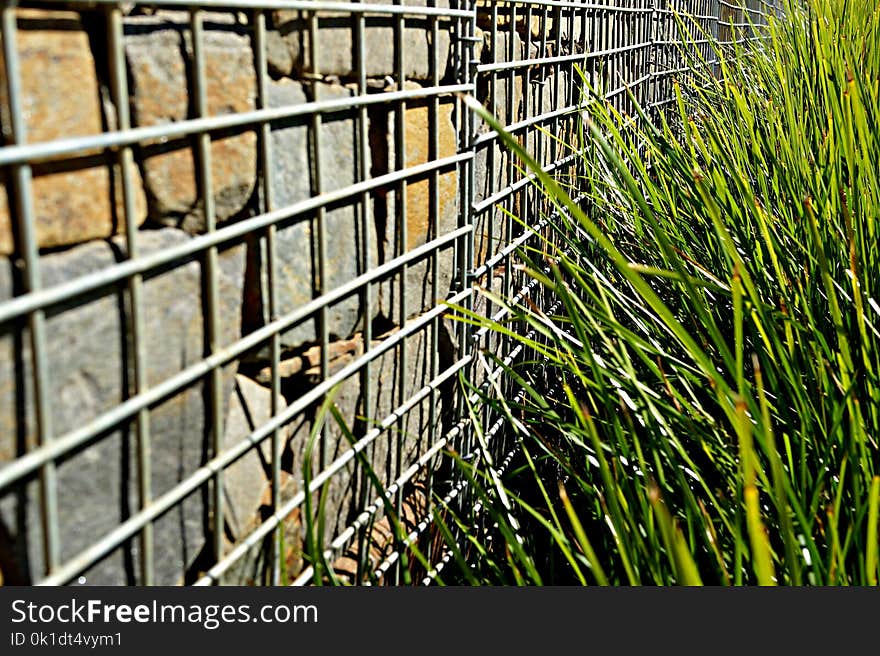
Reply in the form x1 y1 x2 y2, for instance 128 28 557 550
0 0 776 586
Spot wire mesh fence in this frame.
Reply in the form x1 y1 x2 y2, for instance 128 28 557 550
0 0 777 586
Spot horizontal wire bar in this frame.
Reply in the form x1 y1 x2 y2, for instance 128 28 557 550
0 85 469 167
473 151 580 214
27 0 474 18
476 41 652 74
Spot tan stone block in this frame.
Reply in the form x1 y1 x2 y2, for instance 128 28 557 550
0 9 147 254
377 82 460 321
476 1 554 40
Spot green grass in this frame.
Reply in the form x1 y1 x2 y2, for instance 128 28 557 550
429 0 880 585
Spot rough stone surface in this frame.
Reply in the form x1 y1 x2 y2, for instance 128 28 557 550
373 83 459 323
265 28 295 78
125 12 257 230
254 337 363 384
471 29 530 269
280 320 453 549
527 68 575 174
222 374 294 541
219 472 304 585
270 1 453 81
0 9 147 254
0 228 247 584
476 1 554 40
244 79 377 352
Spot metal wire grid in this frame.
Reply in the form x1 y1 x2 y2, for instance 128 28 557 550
0 0 777 586
0 0 475 587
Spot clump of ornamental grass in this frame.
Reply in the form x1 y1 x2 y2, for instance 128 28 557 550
430 0 879 585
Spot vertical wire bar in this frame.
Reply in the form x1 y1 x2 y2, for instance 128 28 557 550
476 1 491 361
538 2 548 178
500 1 516 464
305 12 331 583
253 9 282 587
426 1 441 568
630 6 635 155
550 2 562 337
647 1 653 115
454 0 466 368
531 1 545 432
628 8 635 116
451 0 467 549
354 5 373 586
306 10 329 477
501 0 514 359
107 6 154 586
639 0 654 110
484 3 496 299
655 0 663 113
662 0 668 109
520 2 533 242
619 5 625 109
612 1 619 107
483 1 498 351
190 9 225 571
1 4 60 578
462 0 478 519
552 4 561 199
496 1 516 461
392 0 406 586
489 1 503 415
612 4 620 110
635 3 642 123
648 1 654 109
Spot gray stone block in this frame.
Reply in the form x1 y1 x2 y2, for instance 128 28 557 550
270 1 454 81
247 79 377 352
222 374 295 541
0 9 148 255
218 471 305 585
0 228 246 585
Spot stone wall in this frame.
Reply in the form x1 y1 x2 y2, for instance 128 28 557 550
0 3 477 587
